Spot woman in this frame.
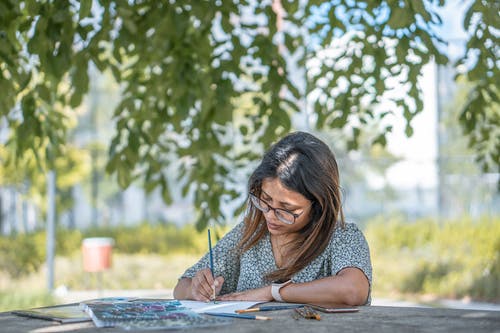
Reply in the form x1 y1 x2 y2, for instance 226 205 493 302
173 131 372 306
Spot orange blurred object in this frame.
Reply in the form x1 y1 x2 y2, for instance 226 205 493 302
82 237 114 272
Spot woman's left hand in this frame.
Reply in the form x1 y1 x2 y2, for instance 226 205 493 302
217 286 272 301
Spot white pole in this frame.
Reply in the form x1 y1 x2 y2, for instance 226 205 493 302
46 170 56 291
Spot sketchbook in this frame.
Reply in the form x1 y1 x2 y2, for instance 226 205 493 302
84 299 232 330
12 303 91 323
179 300 262 314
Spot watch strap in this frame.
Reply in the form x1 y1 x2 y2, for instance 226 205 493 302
271 280 292 302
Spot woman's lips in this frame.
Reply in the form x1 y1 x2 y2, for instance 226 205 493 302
266 221 281 230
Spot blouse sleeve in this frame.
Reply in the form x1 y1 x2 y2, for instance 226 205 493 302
330 223 373 295
179 222 244 294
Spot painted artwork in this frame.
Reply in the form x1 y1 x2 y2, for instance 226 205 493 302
84 299 231 330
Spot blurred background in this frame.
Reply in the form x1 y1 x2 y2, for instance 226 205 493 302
0 1 498 311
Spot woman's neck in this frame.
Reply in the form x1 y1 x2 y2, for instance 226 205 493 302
270 233 297 268
270 232 297 245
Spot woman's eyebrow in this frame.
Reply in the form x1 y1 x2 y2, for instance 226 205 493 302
279 201 301 209
261 189 271 198
261 190 300 208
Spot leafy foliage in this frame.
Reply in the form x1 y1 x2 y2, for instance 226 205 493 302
365 215 500 301
0 144 91 218
0 222 222 278
83 222 220 255
0 1 498 228
455 0 500 175
0 232 45 278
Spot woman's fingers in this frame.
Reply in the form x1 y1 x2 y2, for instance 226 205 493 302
214 276 225 295
191 269 217 301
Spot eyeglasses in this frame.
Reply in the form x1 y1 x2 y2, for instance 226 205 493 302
249 193 309 225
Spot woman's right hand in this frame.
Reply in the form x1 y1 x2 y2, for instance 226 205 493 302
190 268 224 302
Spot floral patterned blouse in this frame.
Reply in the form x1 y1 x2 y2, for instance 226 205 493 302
180 221 372 304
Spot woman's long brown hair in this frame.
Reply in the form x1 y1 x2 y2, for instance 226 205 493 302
238 131 345 282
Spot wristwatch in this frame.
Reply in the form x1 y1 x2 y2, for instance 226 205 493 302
271 280 292 302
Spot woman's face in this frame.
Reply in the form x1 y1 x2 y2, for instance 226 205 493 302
259 178 312 237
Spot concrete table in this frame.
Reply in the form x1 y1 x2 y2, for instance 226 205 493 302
1 305 499 332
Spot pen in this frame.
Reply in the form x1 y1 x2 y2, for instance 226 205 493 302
236 304 304 313
208 228 216 303
204 312 272 320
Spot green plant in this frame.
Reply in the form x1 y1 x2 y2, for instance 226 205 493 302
83 222 220 255
365 215 500 302
0 222 224 279
0 234 44 278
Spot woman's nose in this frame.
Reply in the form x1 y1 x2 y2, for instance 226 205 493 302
263 209 279 223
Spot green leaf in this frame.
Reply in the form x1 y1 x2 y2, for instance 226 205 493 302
330 115 348 128
70 91 83 108
117 165 131 188
387 6 412 30
284 33 296 53
52 8 69 24
25 0 40 15
221 16 232 33
79 0 92 20
373 134 387 147
405 124 414 137
71 60 89 107
18 72 32 92
282 1 299 13
37 84 51 102
161 177 173 205
412 1 431 22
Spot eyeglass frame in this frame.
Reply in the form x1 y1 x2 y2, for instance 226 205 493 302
249 192 311 225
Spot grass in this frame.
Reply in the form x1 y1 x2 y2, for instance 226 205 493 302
0 253 200 312
364 215 500 303
56 252 200 290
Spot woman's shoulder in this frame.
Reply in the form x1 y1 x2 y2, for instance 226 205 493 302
330 222 367 244
335 221 362 232
223 221 246 238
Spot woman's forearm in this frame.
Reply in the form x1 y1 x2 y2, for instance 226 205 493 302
279 268 369 306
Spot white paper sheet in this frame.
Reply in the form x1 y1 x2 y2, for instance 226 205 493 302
179 300 263 314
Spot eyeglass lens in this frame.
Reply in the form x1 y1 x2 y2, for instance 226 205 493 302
250 194 295 224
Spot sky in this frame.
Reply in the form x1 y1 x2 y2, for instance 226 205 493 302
384 63 437 189
383 1 469 189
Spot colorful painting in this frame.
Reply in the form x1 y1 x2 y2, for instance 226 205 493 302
85 299 231 330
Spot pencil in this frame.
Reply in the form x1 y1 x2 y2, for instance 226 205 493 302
236 304 304 313
208 228 216 303
204 312 272 320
